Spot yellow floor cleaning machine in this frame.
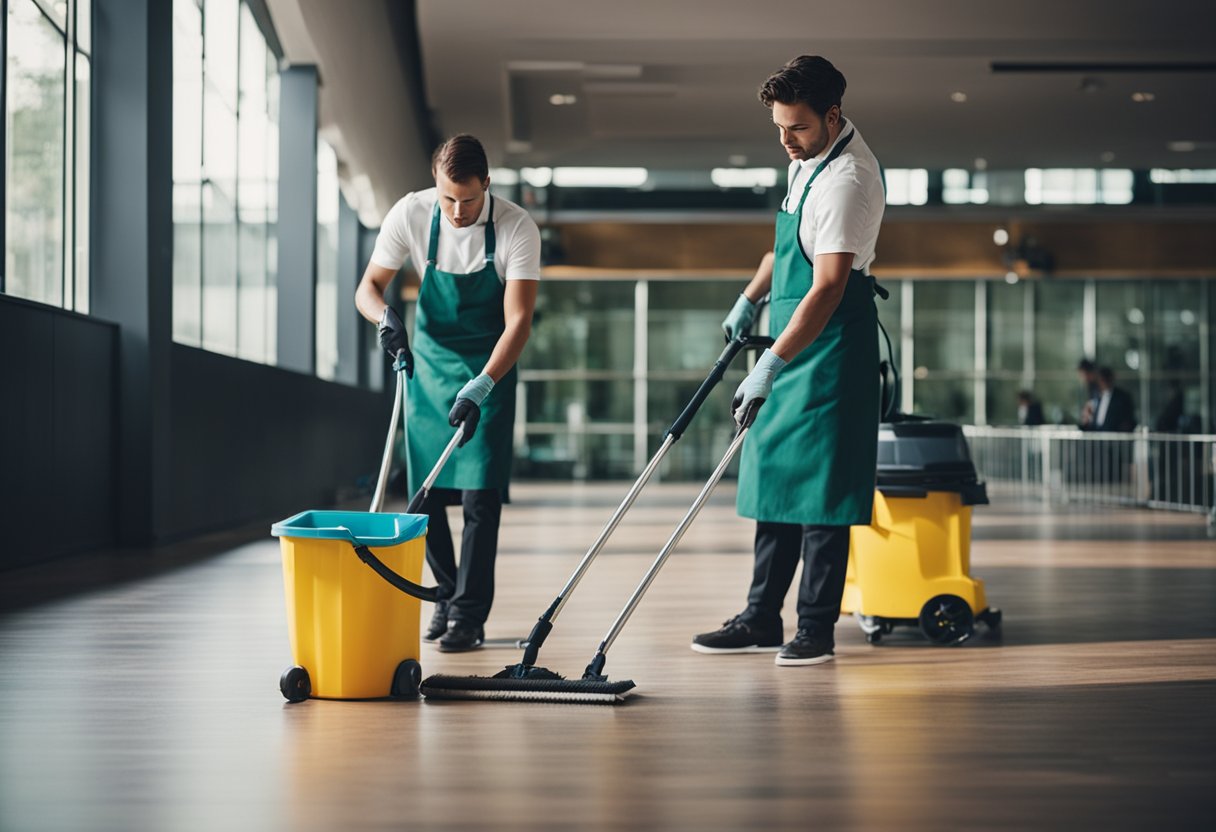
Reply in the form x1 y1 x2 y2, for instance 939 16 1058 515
841 419 1002 645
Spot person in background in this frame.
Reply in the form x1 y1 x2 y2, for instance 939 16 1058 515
1017 390 1045 426
1084 366 1136 432
1077 359 1100 428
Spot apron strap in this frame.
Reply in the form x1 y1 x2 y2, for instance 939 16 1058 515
425 194 497 267
426 202 441 266
483 195 496 265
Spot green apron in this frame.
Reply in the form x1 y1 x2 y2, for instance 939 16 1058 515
407 195 516 499
737 130 880 526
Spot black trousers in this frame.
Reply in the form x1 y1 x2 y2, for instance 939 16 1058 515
421 488 502 627
741 522 851 638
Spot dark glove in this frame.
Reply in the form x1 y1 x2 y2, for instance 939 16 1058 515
378 306 413 377
448 398 482 447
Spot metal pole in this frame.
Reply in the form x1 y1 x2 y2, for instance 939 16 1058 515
551 434 676 621
370 368 405 512
596 426 750 656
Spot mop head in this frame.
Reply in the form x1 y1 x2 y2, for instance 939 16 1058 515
420 666 636 704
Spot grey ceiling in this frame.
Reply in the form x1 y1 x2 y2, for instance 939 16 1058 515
417 0 1216 170
269 0 1216 222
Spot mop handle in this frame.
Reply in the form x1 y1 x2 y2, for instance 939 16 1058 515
369 352 410 513
404 426 467 516
547 334 773 625
547 433 676 622
594 421 754 659
666 334 774 440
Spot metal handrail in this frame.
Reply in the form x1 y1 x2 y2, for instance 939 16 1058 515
962 425 1215 524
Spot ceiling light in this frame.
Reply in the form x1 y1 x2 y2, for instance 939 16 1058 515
520 167 553 188
711 168 780 189
548 93 578 106
993 228 1010 246
1131 91 1155 103
551 167 648 188
974 157 988 171
1005 271 1019 284
728 154 749 166
1168 141 1197 152
1100 151 1116 163
950 91 967 103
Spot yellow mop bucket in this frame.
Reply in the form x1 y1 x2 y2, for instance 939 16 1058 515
842 420 1002 645
272 510 431 701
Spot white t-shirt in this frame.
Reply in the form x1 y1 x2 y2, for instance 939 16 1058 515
783 120 885 273
370 188 541 283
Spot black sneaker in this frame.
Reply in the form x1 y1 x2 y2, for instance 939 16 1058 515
775 629 834 666
424 600 450 642
438 623 484 653
691 614 783 654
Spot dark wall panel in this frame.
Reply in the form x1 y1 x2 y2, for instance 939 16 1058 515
0 297 117 569
166 346 386 540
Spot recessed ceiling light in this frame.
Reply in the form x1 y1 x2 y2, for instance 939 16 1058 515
950 91 967 103
1100 150 1116 163
1005 271 1019 285
1131 91 1155 103
728 154 748 166
974 157 988 171
1168 140 1197 152
993 228 1010 246
548 93 578 106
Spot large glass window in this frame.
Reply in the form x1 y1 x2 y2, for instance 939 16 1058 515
3 0 89 311
507 275 1214 480
173 0 279 363
985 279 1027 424
1094 281 1146 426
912 281 976 421
516 281 635 479
1033 281 1087 424
315 139 340 380
648 281 749 480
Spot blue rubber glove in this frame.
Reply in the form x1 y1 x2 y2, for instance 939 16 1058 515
722 293 758 342
731 349 786 427
449 373 495 446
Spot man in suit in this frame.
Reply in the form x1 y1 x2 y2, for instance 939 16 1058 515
1085 367 1136 432
1017 390 1045 426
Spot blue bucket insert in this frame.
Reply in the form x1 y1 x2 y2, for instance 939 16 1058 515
271 510 428 547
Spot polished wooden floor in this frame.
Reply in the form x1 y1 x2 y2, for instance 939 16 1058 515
1 484 1214 831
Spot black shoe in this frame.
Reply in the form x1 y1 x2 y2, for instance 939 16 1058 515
775 629 834 666
438 623 484 653
424 600 450 642
691 614 783 654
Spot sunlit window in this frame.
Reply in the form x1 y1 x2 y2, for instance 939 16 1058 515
3 0 90 311
1149 169 1216 184
883 169 929 206
315 139 340 381
1025 169 1133 205
173 0 279 363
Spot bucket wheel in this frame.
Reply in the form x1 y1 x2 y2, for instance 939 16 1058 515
392 659 422 700
918 595 974 645
280 665 311 703
856 614 885 644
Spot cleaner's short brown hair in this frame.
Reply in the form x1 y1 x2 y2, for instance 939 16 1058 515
759 56 846 116
432 134 489 183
